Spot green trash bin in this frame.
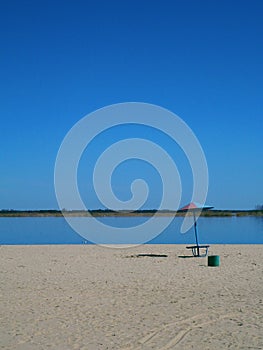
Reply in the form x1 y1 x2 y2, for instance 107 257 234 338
208 255 220 267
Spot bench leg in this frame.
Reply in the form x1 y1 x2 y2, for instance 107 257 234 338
191 246 209 257
192 247 198 257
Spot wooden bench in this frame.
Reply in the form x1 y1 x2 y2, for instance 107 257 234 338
186 245 210 257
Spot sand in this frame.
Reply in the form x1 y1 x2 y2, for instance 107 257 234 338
0 244 262 350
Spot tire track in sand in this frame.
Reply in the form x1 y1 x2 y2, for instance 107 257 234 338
122 312 239 350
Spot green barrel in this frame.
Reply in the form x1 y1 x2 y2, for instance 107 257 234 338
208 255 220 267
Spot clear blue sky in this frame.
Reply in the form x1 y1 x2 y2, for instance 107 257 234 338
0 0 262 210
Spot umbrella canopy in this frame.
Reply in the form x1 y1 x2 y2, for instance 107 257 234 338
179 202 214 256
179 202 213 212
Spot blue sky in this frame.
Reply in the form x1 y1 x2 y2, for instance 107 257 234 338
0 0 262 210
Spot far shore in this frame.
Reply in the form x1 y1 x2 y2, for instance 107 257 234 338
0 209 262 217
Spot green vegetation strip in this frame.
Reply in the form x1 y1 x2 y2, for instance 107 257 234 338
0 210 262 217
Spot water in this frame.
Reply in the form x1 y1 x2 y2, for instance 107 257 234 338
0 216 262 245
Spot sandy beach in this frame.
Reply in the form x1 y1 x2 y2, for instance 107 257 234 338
1 244 262 350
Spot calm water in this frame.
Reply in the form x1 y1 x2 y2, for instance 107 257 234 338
0 216 262 245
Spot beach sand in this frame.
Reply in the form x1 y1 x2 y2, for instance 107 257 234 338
1 244 262 350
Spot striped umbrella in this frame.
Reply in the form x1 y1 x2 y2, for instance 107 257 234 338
179 202 213 255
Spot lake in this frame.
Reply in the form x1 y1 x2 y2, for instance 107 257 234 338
0 216 262 245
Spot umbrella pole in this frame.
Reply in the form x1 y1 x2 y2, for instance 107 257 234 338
193 212 200 256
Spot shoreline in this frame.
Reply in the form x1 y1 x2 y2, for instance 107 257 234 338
1 209 262 217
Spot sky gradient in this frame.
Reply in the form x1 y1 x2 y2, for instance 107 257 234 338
1 0 262 210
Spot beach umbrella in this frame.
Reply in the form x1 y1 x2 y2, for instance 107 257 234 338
179 202 213 256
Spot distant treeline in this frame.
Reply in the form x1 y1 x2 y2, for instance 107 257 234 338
0 209 263 217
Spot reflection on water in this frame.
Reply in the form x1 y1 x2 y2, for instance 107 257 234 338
0 216 262 245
